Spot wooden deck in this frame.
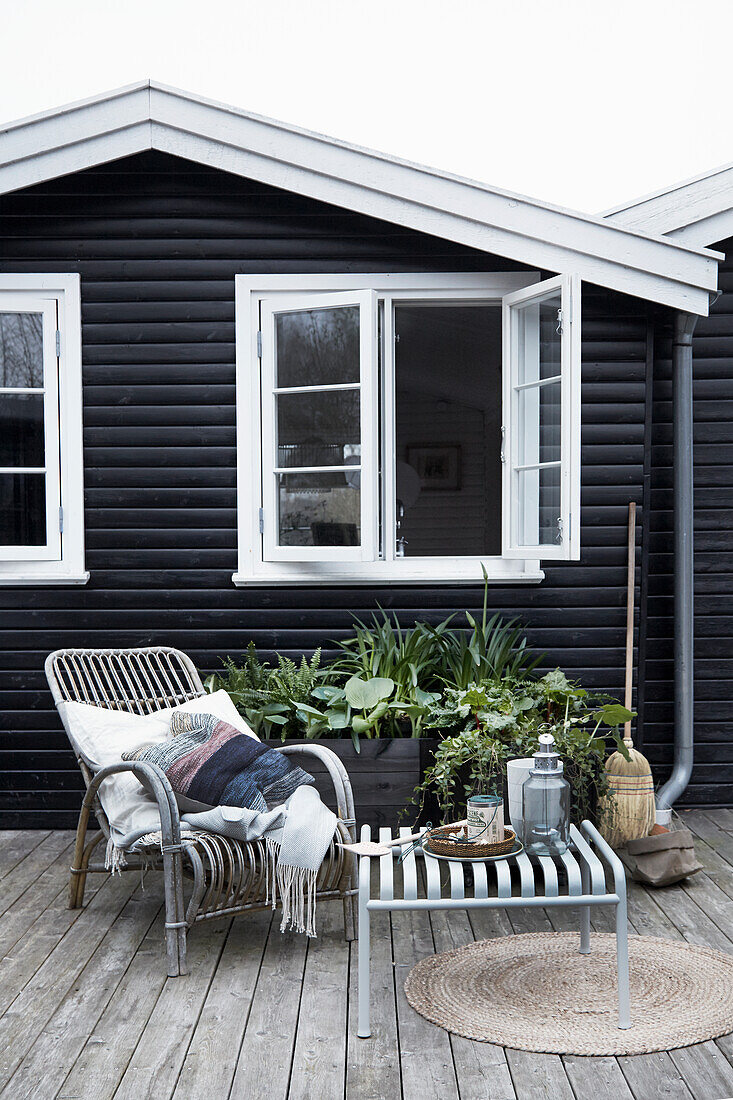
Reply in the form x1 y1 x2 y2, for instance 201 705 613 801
1 811 733 1100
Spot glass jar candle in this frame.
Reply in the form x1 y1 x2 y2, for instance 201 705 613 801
521 733 570 856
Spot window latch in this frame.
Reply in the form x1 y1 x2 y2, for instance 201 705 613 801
556 516 563 543
556 309 563 336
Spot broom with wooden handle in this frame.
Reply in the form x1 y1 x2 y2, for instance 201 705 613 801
600 502 657 848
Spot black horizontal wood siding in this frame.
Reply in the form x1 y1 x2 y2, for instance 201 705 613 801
0 150 650 827
642 242 733 805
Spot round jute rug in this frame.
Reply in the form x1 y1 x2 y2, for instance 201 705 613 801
404 932 733 1056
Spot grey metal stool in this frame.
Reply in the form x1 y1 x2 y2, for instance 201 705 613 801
357 819 630 1037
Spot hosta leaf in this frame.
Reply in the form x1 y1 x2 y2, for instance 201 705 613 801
345 675 394 711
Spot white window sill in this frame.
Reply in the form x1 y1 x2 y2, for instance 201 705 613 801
233 558 544 586
0 567 90 586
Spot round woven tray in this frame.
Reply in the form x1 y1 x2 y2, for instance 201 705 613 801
425 822 517 859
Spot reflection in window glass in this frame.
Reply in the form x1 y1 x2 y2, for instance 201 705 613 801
0 394 45 467
277 470 361 547
517 465 561 546
0 312 44 388
0 473 46 545
275 306 359 387
277 390 360 467
394 304 502 557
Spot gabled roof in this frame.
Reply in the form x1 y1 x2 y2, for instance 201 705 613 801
0 80 721 314
603 160 733 248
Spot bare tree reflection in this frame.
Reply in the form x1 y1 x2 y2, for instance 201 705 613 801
0 313 44 388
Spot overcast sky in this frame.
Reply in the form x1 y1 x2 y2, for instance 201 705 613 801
1 0 728 215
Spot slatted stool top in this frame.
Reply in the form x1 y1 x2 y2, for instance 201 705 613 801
360 823 616 904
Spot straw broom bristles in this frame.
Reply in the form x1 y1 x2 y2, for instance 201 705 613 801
600 736 656 849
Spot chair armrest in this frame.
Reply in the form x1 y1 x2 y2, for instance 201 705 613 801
277 742 356 840
84 760 182 849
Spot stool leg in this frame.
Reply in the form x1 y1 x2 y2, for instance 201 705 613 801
616 885 631 1029
357 859 371 1038
579 861 591 955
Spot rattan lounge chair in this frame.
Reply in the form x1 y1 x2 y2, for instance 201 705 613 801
45 646 358 975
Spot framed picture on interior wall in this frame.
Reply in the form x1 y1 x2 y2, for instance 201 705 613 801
406 445 462 491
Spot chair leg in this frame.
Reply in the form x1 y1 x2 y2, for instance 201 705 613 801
69 805 101 909
343 892 357 941
162 847 188 977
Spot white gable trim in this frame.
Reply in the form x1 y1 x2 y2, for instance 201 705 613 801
603 161 733 248
0 80 721 314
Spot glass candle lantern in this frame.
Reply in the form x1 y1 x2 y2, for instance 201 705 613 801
521 733 570 856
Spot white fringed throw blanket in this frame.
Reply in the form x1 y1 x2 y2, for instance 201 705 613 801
181 785 337 936
117 709 338 936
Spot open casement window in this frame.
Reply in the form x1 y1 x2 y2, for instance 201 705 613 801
259 291 378 561
0 294 61 561
502 274 581 561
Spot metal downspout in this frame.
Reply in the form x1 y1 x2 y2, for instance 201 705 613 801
656 310 698 810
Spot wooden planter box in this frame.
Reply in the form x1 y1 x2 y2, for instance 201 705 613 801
265 737 440 832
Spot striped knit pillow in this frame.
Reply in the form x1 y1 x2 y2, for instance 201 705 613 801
123 710 313 812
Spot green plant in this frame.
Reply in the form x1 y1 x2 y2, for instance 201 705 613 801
296 674 440 751
411 670 633 826
205 643 324 738
331 609 444 737
425 572 541 688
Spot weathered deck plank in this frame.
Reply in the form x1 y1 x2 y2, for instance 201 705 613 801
112 918 232 1100
289 900 350 1100
346 868 401 1100
0 889 161 1099
229 913 308 1100
172 908 271 1100
58 909 169 1100
0 827 731 1100
0 871 138 1089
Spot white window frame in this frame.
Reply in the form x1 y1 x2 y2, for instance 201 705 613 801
259 290 378 562
234 272 572 586
0 274 87 585
502 274 581 560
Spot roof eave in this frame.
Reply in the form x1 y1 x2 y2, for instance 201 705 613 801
0 81 720 316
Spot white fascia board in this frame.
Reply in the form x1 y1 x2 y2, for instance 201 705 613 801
0 80 721 314
149 85 719 314
603 160 733 248
0 83 152 194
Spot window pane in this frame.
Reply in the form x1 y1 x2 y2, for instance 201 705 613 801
517 380 561 467
0 312 44 388
277 470 360 547
517 464 561 546
0 473 46 545
0 394 45 467
277 390 360 467
517 294 562 385
394 304 502 556
275 305 360 387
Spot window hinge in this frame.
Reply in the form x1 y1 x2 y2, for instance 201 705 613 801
258 508 264 534
256 331 262 358
500 426 506 463
59 506 64 534
55 330 61 357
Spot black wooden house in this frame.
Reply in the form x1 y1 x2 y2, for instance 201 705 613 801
0 81 727 826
